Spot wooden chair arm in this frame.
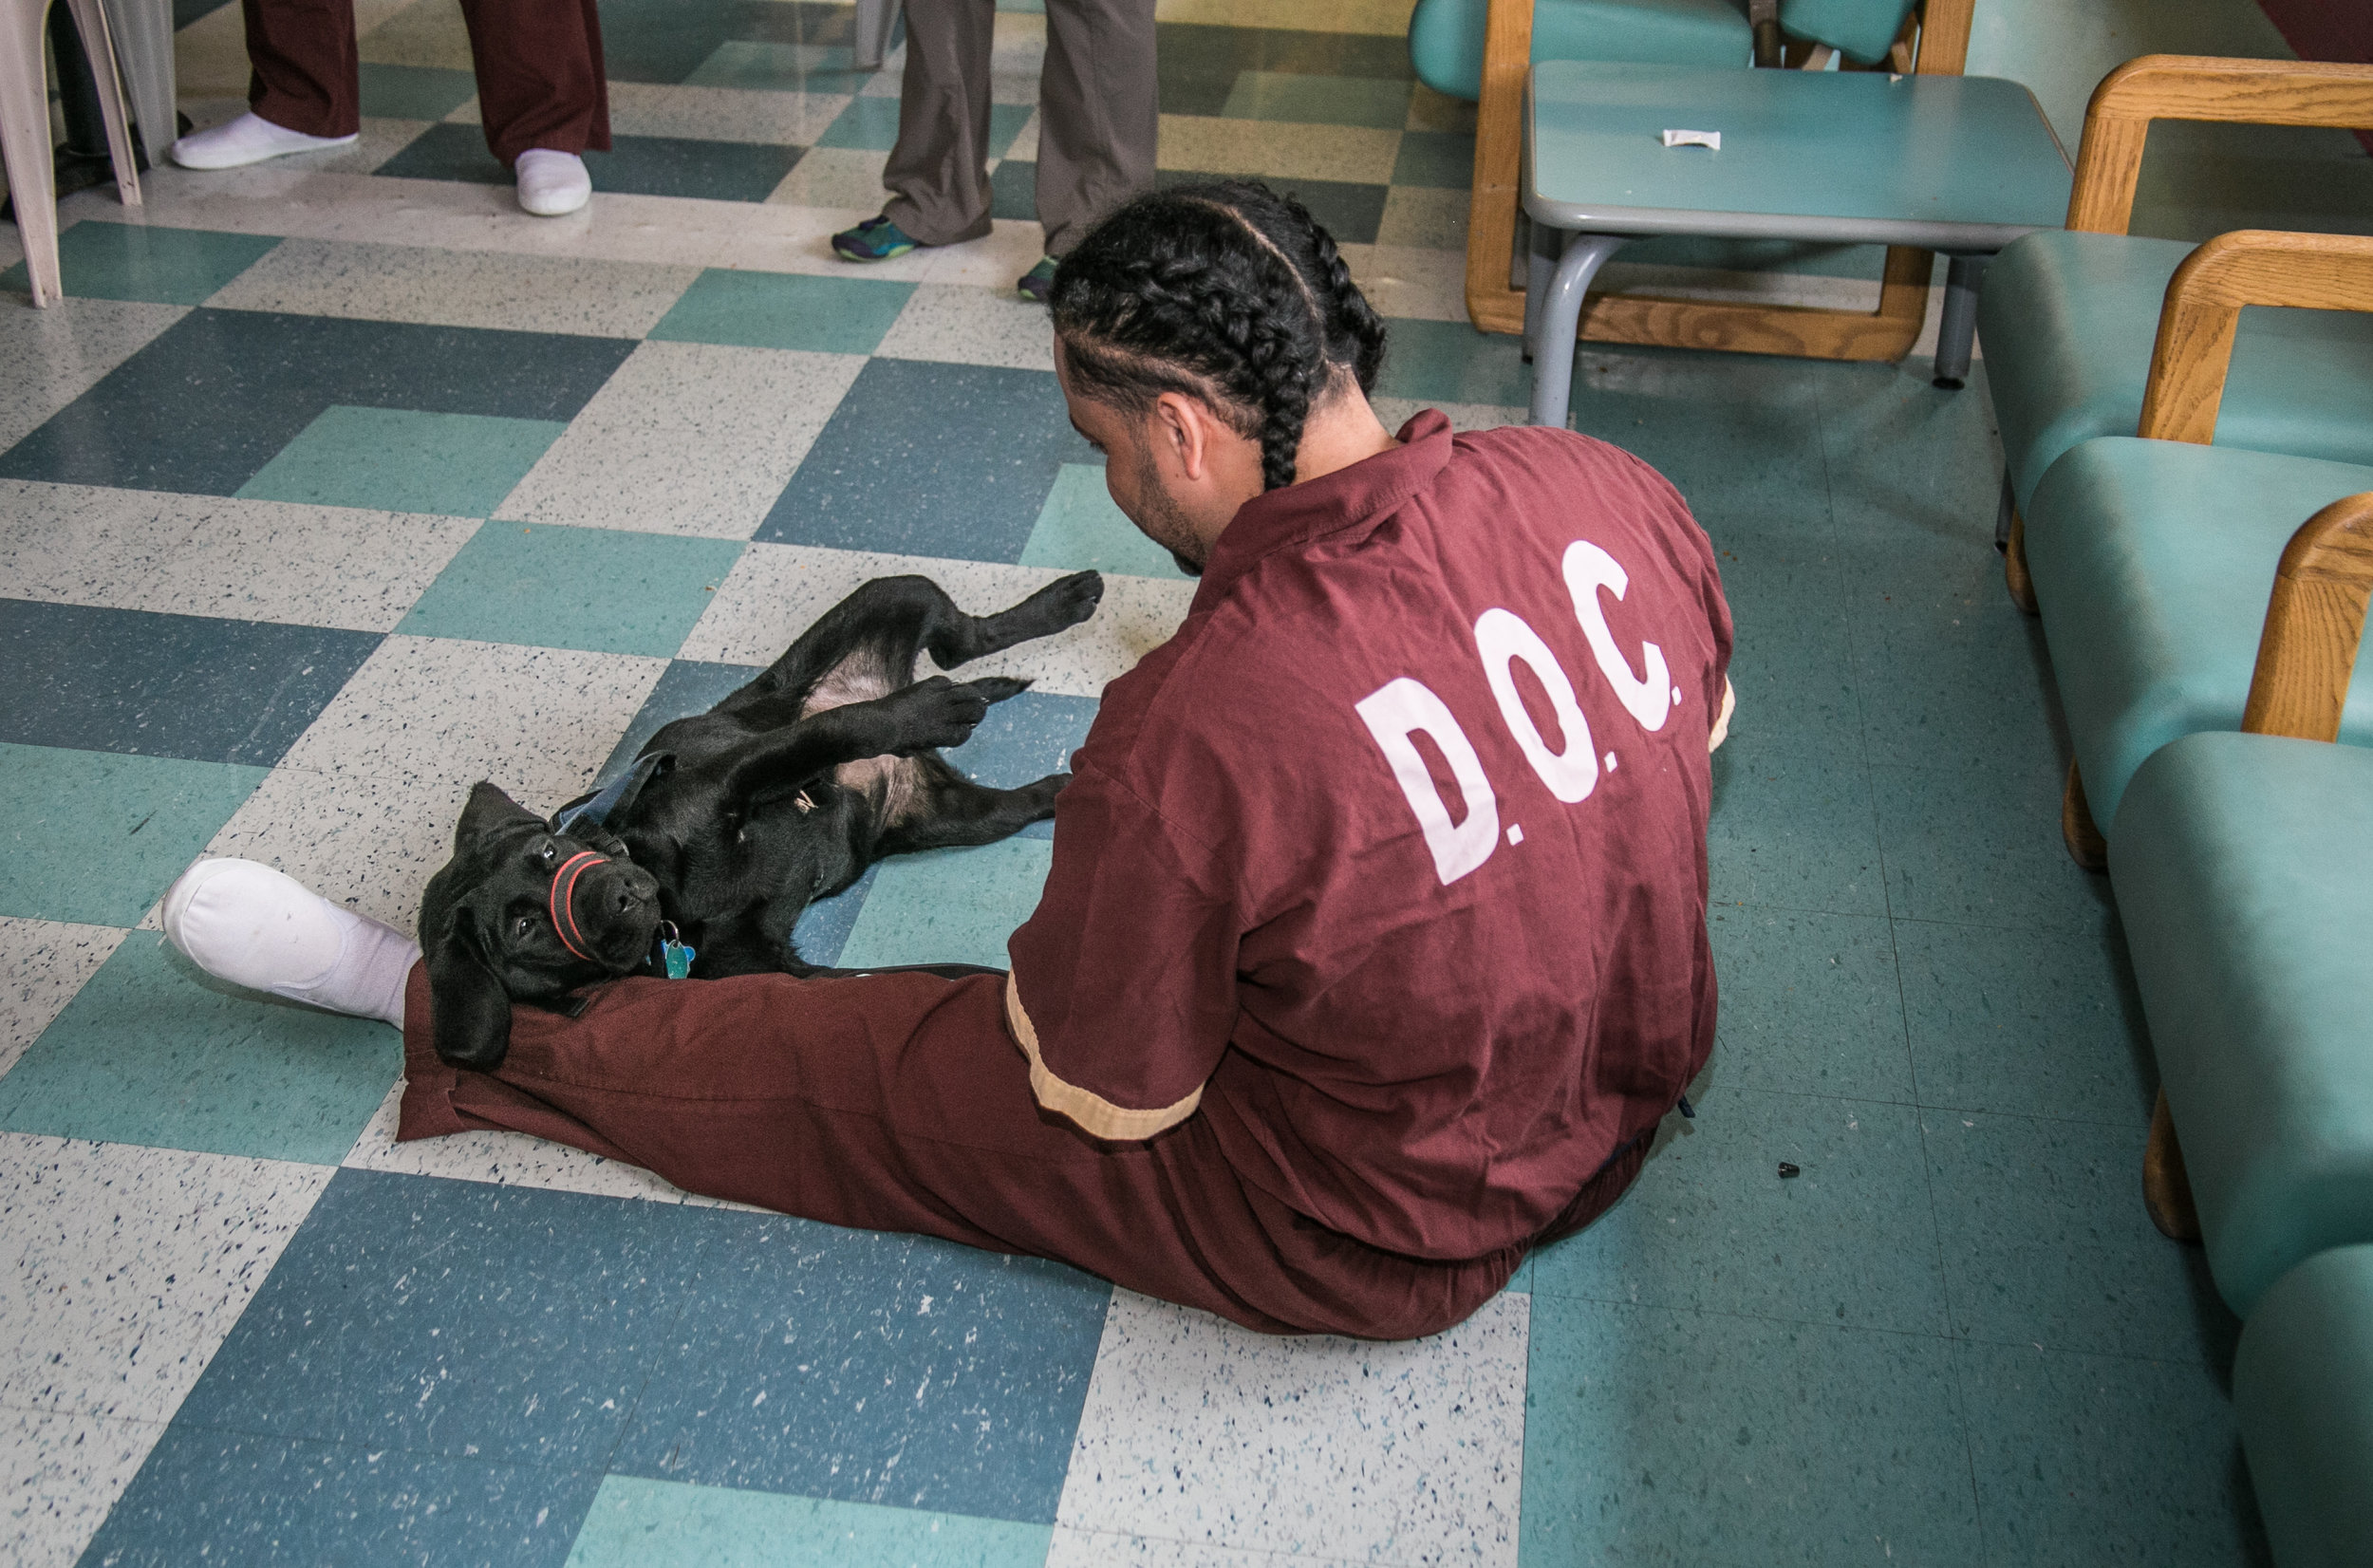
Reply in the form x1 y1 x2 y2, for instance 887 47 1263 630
2243 493 2373 742
2137 230 2373 445
2068 56 2373 235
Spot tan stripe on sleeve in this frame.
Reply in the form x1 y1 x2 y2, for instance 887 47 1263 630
1709 677 1735 753
1004 972 1204 1141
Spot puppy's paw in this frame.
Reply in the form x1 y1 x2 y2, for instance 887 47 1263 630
1021 770 1071 819
1022 570 1104 633
965 676 1033 705
885 675 992 753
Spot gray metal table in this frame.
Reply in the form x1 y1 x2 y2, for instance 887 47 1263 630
1523 60 2072 423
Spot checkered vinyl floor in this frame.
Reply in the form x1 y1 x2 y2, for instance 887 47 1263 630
0 0 2302 1562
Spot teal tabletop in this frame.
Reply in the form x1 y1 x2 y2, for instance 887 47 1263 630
1526 61 2072 251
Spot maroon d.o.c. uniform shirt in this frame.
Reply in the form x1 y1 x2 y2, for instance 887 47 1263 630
1004 410 1734 1262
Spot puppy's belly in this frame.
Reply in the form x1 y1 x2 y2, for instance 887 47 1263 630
832 754 921 826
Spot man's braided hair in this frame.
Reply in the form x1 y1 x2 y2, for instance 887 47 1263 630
1049 180 1388 492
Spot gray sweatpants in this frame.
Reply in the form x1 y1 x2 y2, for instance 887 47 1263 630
882 0 1158 257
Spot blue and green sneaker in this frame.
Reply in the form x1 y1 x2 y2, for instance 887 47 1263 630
1017 254 1059 304
831 215 924 262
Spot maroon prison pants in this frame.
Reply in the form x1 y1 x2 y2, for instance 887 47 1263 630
242 0 609 165
395 963 1650 1338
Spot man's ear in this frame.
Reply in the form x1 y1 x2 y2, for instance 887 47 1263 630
425 907 513 1072
455 780 542 851
1151 390 1210 482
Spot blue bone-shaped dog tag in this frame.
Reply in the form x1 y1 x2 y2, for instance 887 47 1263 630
659 923 696 980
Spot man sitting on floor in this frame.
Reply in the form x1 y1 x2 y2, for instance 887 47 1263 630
162 180 1736 1342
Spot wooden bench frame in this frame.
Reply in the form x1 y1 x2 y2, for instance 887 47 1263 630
1460 0 1975 360
1998 55 2373 610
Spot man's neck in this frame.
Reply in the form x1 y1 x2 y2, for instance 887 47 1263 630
1292 384 1402 487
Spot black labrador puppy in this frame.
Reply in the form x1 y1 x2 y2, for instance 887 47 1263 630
418 570 1104 1070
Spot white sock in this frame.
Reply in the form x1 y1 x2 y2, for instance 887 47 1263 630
514 149 591 217
169 111 358 171
161 859 419 1028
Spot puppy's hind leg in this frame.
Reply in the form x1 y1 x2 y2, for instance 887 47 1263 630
925 570 1104 670
872 756 1068 856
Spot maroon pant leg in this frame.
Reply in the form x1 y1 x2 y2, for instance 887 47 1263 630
396 964 1525 1339
243 0 359 138
458 0 611 165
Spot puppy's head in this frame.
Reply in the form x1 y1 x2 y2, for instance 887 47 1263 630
417 780 663 1071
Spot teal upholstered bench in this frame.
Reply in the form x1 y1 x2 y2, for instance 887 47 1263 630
2235 1245 2373 1568
1977 56 2373 607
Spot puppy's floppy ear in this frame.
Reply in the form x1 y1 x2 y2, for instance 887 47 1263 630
425 906 513 1072
455 780 543 851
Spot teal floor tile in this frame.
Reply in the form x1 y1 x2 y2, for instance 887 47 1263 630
358 62 478 120
234 405 567 517
566 1477 1054 1568
1017 464 1191 580
1814 360 1998 545
0 743 269 926
1521 1296 1982 1567
1869 759 2116 934
1707 737 1887 917
648 268 915 356
1373 318 1530 408
1566 362 1832 528
815 96 905 151
1531 1091 1947 1336
1391 128 1474 189
396 523 745 657
1220 70 1411 129
1705 906 1913 1099
1955 1338 2270 1568
836 837 1053 971
0 933 399 1164
685 40 869 95
986 103 1036 160
2 220 278 305
1922 1110 2235 1364
1895 915 2156 1126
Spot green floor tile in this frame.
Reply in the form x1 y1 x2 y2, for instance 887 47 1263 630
235 405 567 518
2 221 280 306
1373 317 1532 408
565 1477 1053 1568
0 932 399 1165
1704 905 1913 1099
396 523 744 657
685 41 869 94
1392 129 1475 189
815 96 906 151
648 268 916 355
1221 70 1411 130
0 743 269 926
358 62 478 121
1018 464 1191 580
836 837 1052 971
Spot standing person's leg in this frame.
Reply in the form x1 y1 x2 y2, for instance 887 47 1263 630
1034 0 1156 258
878 0 999 247
396 964 1522 1340
458 0 609 215
172 0 361 167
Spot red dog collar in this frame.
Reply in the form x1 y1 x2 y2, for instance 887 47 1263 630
549 849 607 961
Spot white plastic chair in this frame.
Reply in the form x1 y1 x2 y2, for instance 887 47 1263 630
3 0 143 307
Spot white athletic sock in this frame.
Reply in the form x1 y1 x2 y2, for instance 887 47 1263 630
161 859 419 1028
169 112 358 171
514 149 591 217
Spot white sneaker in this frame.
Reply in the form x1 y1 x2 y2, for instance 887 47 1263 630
514 148 591 216
161 858 417 1026
170 111 357 171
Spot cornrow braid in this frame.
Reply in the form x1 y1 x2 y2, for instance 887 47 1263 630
1050 180 1390 492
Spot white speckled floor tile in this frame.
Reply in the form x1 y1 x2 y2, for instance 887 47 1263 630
308 117 439 176
989 11 1050 103
205 237 700 338
0 1134 331 1423
356 0 475 70
1347 245 1467 324
1046 1527 1364 1567
0 480 478 631
1156 116 1402 185
875 283 1056 372
0 299 188 455
0 922 128 1081
607 81 853 146
917 219 1054 289
1373 188 1467 252
201 638 664 927
1056 1290 1528 1566
343 1082 706 1204
680 542 1193 700
765 146 894 210
0 1407 165 1568
495 341 865 539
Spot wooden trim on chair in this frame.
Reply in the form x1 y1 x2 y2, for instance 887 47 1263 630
2067 56 2373 235
1460 0 1974 361
2241 491 2373 743
2137 230 2373 444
